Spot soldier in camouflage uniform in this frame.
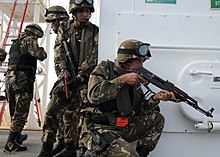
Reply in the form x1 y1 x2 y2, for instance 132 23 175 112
80 39 175 157
44 5 70 156
45 5 69 34
3 24 47 153
38 0 99 156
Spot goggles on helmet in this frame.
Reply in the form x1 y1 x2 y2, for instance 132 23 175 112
46 19 57 23
70 0 93 5
118 43 151 58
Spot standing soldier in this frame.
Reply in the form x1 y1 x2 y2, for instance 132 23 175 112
44 5 70 156
3 24 47 152
45 5 69 34
38 0 99 157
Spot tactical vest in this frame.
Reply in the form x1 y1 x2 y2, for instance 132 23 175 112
97 61 143 117
8 39 37 70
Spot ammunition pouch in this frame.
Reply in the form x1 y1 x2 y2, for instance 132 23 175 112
52 85 66 99
116 85 133 117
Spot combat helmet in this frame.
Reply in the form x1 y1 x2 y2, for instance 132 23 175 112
69 0 95 14
24 23 44 38
44 5 69 22
116 39 152 63
0 48 7 62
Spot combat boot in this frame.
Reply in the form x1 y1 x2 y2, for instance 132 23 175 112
52 138 65 156
16 133 28 145
3 131 27 152
136 146 149 157
54 143 77 157
37 142 53 157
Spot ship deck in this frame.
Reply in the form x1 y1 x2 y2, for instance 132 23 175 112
0 129 43 157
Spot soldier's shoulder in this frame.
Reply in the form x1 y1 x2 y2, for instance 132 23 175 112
87 22 99 31
60 19 73 30
99 60 113 69
91 23 99 32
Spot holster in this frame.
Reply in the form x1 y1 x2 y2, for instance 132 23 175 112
87 118 119 153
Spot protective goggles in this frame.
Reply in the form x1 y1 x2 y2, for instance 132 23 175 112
46 19 57 23
118 43 152 58
70 0 93 5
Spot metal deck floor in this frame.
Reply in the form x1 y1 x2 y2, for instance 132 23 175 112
0 129 43 157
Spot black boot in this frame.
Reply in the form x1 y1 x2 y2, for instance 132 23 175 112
54 143 76 157
136 146 149 157
52 138 65 156
37 142 53 157
3 131 27 152
16 133 28 145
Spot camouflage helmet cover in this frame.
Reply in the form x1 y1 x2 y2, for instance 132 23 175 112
45 5 69 22
24 23 44 38
69 0 95 14
0 48 7 62
116 39 151 63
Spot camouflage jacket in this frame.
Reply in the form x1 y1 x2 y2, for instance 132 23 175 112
88 60 160 112
54 19 99 84
20 34 47 61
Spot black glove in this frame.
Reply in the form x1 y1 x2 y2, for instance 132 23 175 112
77 71 89 83
67 76 81 90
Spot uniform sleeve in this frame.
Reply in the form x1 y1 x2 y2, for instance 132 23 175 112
78 26 99 82
21 36 47 61
87 61 124 105
54 20 69 78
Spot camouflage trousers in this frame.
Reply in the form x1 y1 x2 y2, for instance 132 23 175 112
5 71 34 133
81 110 165 156
41 80 80 146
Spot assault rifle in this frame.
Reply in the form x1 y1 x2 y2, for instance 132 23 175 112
135 66 214 118
62 41 77 99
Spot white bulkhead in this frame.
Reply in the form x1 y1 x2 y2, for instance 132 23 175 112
98 0 220 156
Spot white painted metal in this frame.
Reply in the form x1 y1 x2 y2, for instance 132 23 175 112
99 0 220 156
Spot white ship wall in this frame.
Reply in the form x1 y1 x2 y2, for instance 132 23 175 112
98 0 220 156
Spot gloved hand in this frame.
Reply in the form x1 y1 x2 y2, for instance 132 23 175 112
67 76 81 90
77 71 89 83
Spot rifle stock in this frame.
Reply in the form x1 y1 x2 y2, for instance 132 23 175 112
135 66 214 118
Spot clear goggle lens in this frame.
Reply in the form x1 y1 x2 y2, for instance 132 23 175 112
138 44 150 57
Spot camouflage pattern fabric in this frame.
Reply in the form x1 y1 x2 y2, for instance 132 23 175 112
81 60 165 156
41 80 79 145
41 18 99 147
5 33 47 133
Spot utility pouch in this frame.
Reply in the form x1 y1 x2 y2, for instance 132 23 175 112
52 86 65 99
116 85 133 117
